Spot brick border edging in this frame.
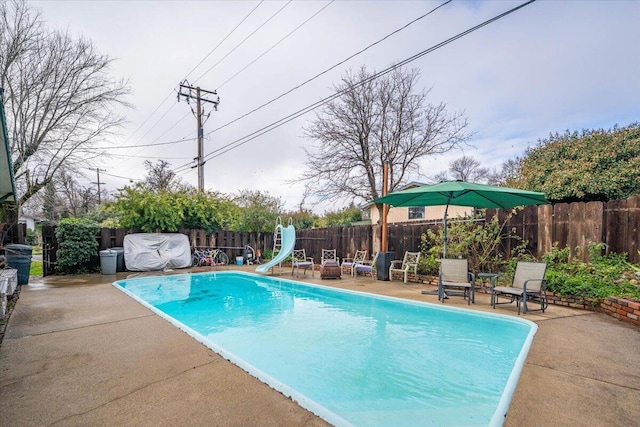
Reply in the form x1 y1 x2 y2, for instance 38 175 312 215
598 296 640 326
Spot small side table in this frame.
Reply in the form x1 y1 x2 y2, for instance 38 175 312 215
478 272 501 305
320 261 342 279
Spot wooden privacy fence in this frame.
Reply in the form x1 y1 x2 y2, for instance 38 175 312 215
41 195 639 276
489 194 639 264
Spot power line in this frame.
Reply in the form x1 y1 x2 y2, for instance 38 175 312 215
185 1 265 82
112 2 264 154
104 136 196 149
107 153 193 160
192 0 293 85
217 0 335 90
207 0 453 136
103 1 326 167
100 171 142 182
201 0 536 163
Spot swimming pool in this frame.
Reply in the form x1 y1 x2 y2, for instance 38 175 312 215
114 271 537 427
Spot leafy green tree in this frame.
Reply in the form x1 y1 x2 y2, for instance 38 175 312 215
324 205 362 226
511 123 640 202
141 160 190 192
108 187 239 232
287 210 322 230
233 190 283 232
181 191 240 233
82 205 121 228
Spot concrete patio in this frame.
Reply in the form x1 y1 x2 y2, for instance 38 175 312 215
1 265 638 426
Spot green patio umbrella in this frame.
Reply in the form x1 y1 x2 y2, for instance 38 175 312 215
373 180 549 257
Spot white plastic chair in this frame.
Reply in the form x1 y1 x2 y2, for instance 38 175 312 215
341 250 367 276
292 249 314 277
389 251 420 283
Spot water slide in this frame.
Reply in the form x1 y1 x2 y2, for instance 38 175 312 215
255 224 296 274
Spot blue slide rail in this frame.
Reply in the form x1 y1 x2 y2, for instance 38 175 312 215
255 224 296 274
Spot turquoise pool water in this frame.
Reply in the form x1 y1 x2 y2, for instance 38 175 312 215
114 271 536 427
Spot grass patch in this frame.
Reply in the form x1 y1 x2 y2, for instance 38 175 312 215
30 260 43 276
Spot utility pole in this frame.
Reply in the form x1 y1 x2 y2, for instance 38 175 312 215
177 80 220 191
92 168 106 204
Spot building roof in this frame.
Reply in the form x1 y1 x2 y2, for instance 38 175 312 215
1 88 17 204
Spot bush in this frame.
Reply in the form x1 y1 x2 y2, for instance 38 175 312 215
541 243 640 301
419 211 528 275
55 218 100 274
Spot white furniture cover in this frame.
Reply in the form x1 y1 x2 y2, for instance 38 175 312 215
123 233 191 271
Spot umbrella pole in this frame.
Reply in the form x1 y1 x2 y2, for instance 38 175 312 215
443 203 450 258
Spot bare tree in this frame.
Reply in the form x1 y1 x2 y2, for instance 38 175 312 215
300 66 470 210
444 155 490 183
57 170 99 217
40 181 62 223
25 169 101 220
487 158 522 186
0 0 131 206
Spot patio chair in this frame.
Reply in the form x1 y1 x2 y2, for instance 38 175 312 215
321 249 339 265
354 251 379 279
492 261 548 314
291 249 314 277
438 259 475 305
341 250 367 276
389 251 420 283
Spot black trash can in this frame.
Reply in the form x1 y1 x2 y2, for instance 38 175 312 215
6 243 33 285
376 251 395 281
112 247 126 272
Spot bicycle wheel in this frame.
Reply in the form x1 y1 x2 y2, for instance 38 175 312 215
216 251 229 265
192 253 201 267
204 250 215 266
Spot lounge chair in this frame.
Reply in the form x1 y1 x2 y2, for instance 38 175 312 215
438 259 475 304
389 251 420 283
492 261 548 314
321 249 339 265
341 250 367 276
354 252 379 279
291 249 314 277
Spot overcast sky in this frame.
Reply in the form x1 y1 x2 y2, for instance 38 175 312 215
30 0 640 214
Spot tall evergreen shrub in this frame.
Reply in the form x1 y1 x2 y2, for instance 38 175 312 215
55 218 99 274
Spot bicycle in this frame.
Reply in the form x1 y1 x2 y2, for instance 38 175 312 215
208 248 229 265
192 248 213 267
192 247 229 266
